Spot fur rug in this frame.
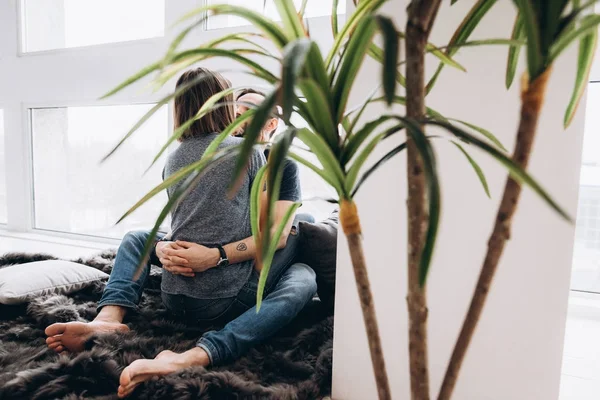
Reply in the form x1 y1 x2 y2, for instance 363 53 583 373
0 252 333 400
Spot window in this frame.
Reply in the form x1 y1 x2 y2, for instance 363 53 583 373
20 0 165 52
207 0 345 29
0 110 6 224
31 105 168 238
572 83 600 293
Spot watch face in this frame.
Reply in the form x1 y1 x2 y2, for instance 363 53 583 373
218 258 229 267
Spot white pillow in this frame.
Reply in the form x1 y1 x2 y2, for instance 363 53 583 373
0 260 109 305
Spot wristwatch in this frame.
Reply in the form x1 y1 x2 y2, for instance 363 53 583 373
216 245 229 267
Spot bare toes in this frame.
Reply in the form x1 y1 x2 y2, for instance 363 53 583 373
46 335 61 345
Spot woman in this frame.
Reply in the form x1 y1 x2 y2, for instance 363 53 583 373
45 67 316 398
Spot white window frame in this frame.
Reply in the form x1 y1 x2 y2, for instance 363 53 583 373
1 0 342 242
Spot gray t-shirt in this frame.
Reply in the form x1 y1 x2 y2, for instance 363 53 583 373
161 134 266 299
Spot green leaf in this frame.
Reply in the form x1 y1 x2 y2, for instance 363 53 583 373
305 42 331 100
425 64 445 95
370 95 446 122
427 0 498 93
397 32 467 72
280 39 313 123
342 115 396 166
102 72 220 162
132 150 242 279
401 118 441 287
297 79 337 149
264 128 297 254
506 13 525 89
256 202 301 311
555 0 598 39
376 16 400 105
351 141 407 197
448 118 507 151
345 84 382 135
368 44 407 87
288 149 341 192
333 16 378 123
541 0 570 53
250 165 268 252
147 88 240 170
564 28 597 128
118 145 242 224
448 0 498 56
550 14 600 64
203 109 256 158
429 120 572 221
299 0 309 17
346 131 390 193
170 48 279 84
451 0 460 4
296 128 346 193
326 0 386 68
255 128 298 311
274 0 307 39
177 4 289 48
513 0 545 81
427 42 467 72
101 61 161 99
455 38 526 48
331 0 340 37
452 141 491 197
229 89 279 194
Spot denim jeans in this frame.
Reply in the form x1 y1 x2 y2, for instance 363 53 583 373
98 213 316 365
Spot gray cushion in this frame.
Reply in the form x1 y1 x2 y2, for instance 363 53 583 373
0 260 109 305
298 210 338 310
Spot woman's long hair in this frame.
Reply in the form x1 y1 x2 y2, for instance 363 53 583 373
174 68 234 140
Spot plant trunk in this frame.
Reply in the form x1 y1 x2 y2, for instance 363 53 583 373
405 28 431 400
405 0 443 397
340 200 391 400
437 69 553 400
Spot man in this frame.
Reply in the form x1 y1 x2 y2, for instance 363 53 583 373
45 69 316 398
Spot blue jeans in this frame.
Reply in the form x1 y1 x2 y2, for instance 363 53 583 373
98 214 316 366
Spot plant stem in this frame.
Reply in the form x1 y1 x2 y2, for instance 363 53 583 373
340 200 391 400
405 1 442 399
437 68 553 400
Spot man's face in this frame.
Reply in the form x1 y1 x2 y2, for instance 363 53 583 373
235 93 277 142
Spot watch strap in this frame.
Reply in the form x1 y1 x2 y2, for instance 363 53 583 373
217 245 227 260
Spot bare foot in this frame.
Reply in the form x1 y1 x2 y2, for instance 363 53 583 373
117 348 209 398
45 320 129 353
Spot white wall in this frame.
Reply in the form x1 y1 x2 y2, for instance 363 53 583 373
332 1 586 399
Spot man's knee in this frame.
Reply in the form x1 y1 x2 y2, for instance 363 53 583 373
286 263 317 301
122 230 149 247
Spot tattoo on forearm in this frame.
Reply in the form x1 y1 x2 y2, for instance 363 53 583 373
236 243 248 251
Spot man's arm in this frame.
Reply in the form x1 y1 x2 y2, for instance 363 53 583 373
224 198 296 263
160 199 296 272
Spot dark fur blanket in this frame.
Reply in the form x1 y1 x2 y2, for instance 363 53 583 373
0 252 333 400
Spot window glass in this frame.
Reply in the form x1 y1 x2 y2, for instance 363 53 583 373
21 0 165 52
31 105 168 238
572 83 600 292
207 0 345 29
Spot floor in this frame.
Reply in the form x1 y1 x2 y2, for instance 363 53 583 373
1 231 600 399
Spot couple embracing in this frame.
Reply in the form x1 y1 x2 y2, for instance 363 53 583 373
44 68 318 398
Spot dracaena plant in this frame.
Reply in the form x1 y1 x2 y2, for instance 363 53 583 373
436 1 600 399
101 0 596 399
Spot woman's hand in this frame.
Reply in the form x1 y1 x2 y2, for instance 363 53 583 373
156 241 195 277
161 241 220 273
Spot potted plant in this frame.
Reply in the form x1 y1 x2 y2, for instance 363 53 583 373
103 0 599 398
